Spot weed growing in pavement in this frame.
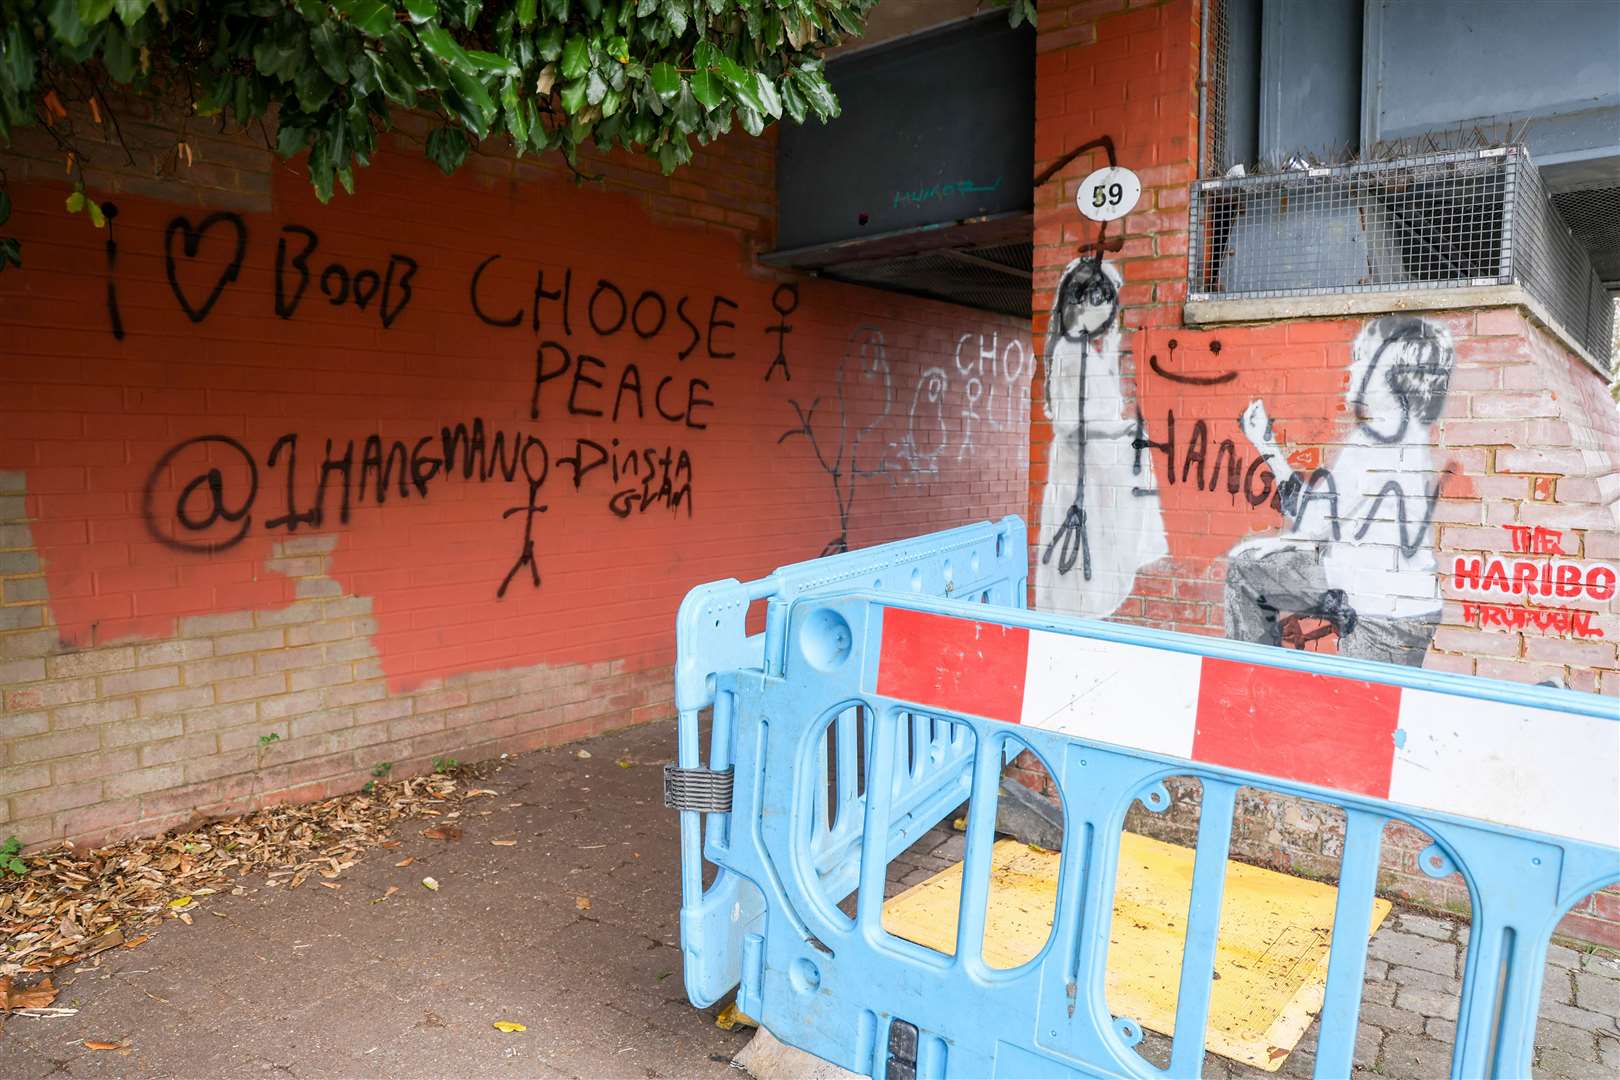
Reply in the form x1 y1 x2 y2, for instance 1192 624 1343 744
362 761 394 794
1 835 26 876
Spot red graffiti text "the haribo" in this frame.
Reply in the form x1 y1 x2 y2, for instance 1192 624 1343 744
1452 526 1615 602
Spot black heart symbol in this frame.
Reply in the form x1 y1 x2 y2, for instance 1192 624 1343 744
165 213 247 323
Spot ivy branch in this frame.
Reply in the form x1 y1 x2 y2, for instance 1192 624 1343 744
0 0 1035 268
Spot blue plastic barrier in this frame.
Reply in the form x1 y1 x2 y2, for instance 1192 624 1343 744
672 516 1028 1009
673 523 1620 1079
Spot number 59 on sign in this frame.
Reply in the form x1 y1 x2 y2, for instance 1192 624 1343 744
1076 166 1141 222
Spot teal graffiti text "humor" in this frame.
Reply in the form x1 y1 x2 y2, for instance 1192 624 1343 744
892 178 1004 209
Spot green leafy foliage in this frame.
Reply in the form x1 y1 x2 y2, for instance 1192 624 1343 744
425 124 469 173
1 834 26 876
361 758 393 794
0 0 1029 212
64 185 107 227
0 188 19 273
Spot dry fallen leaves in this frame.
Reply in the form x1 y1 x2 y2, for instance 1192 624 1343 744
492 1020 527 1033
83 1040 128 1051
490 839 517 847
0 975 57 1011
395 857 414 868
421 825 463 842
574 896 591 911
714 1002 757 1031
1 773 475 977
421 877 440 892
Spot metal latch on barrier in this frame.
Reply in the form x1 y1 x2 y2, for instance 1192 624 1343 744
663 765 734 813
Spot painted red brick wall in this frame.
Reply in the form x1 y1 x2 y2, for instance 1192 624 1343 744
0 110 1030 847
1031 0 1620 946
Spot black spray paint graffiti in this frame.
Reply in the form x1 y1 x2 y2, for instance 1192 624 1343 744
1042 256 1118 580
114 219 765 378
1222 316 1456 667
102 201 125 341
780 325 893 555
1148 337 1235 386
765 283 797 382
1033 134 1125 261
1129 339 1281 505
122 213 419 336
499 477 548 598
1351 318 1454 444
141 435 259 555
1132 409 1288 508
131 246 754 598
1132 335 1454 540
530 339 713 428
165 212 246 323
468 255 743 365
274 225 417 327
141 421 694 599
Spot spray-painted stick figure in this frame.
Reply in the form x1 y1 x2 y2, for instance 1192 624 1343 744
1035 257 1167 617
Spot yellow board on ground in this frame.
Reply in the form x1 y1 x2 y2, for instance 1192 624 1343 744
881 833 1391 1072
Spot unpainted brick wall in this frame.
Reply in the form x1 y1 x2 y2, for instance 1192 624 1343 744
0 104 1031 848
1029 0 1620 946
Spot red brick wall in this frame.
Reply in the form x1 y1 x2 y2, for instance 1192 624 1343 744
1030 0 1619 945
0 111 1030 847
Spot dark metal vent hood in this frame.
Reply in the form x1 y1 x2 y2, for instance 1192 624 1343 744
765 15 1035 318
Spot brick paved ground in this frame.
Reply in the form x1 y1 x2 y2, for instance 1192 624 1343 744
887 825 1620 1079
0 723 1614 1078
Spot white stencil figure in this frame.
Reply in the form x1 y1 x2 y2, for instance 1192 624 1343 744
1035 258 1168 617
1226 316 1454 666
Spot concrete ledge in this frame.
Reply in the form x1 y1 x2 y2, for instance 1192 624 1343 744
1185 286 1613 379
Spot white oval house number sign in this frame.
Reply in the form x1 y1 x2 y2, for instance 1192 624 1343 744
1076 166 1141 222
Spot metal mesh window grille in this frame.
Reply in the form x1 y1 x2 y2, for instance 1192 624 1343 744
1550 186 1620 278
1199 0 1228 177
1188 147 1616 373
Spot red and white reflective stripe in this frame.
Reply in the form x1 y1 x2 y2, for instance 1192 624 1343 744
873 608 1620 848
